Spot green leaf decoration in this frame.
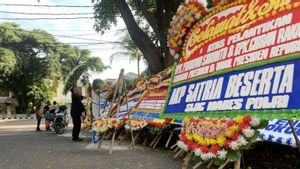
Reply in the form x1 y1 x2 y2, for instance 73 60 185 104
227 150 241 162
213 158 226 166
239 143 252 150
248 130 260 142
255 119 269 130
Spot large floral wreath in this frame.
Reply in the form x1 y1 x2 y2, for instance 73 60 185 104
177 116 267 163
124 119 148 131
92 118 122 134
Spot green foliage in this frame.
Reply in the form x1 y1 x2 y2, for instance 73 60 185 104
0 22 107 112
110 33 143 64
213 158 226 166
61 47 107 94
0 47 16 78
93 0 119 34
0 22 62 111
254 119 269 129
248 130 260 142
227 150 241 162
92 79 104 89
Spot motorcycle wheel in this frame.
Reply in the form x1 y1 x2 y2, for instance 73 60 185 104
54 122 65 134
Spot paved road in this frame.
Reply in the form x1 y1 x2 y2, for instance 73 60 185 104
0 119 181 169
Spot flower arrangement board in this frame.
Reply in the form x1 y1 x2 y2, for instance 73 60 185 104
133 87 168 113
259 119 300 147
162 0 300 119
112 98 140 120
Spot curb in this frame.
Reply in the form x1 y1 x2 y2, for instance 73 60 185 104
0 116 35 120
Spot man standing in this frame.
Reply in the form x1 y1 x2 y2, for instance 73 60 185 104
35 102 43 131
70 85 85 141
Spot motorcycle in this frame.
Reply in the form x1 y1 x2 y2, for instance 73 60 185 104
45 105 69 134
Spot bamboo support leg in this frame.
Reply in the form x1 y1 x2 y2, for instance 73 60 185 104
105 131 112 139
143 136 148 146
288 120 300 152
153 134 162 149
130 128 136 149
174 149 184 158
117 130 125 140
170 143 177 150
182 152 193 169
179 150 186 158
218 160 230 169
174 147 180 153
97 134 105 149
192 161 203 169
234 160 241 169
118 134 128 145
165 131 174 148
109 129 117 155
207 160 213 169
128 131 140 147
150 134 160 147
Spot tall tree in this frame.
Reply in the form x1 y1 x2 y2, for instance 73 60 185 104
0 23 107 113
93 0 183 74
0 22 61 112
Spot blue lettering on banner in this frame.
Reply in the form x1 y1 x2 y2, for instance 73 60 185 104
264 119 300 136
130 111 160 122
164 59 300 116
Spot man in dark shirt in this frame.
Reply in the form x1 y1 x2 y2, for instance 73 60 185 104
70 85 85 141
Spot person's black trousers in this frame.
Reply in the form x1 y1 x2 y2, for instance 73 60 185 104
72 115 81 139
36 116 41 130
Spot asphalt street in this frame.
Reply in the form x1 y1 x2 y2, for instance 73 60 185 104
0 119 181 169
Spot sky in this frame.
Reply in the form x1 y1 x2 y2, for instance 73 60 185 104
0 0 146 81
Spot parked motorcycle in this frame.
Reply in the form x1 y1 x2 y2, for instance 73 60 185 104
45 105 69 134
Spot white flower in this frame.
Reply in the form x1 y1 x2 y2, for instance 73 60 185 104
194 148 203 157
242 127 255 138
217 149 227 160
201 152 215 161
198 0 208 8
177 141 189 152
229 141 239 150
170 49 176 56
250 117 260 127
236 136 248 146
178 40 183 45
174 54 180 60
179 18 185 24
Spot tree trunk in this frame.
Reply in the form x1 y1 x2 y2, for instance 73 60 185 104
114 0 164 74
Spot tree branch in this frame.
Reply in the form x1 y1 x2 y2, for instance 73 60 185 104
113 0 164 73
135 0 160 35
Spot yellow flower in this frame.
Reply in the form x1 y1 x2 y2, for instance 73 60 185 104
216 137 226 147
236 116 244 124
184 117 190 124
225 129 234 137
186 134 193 141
